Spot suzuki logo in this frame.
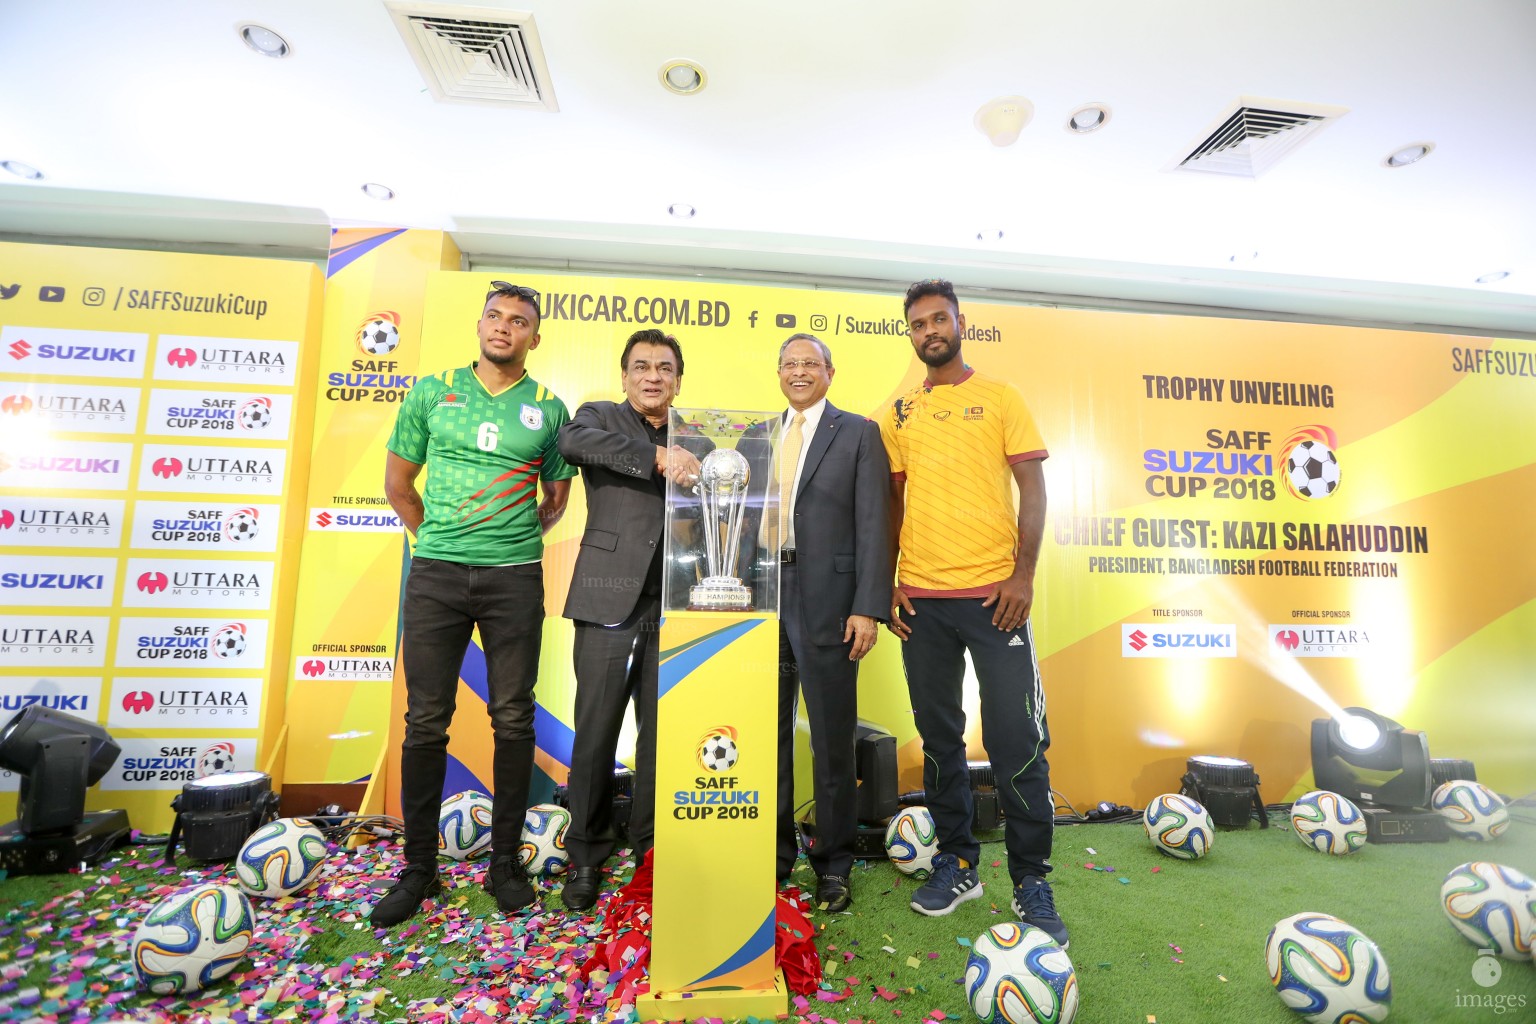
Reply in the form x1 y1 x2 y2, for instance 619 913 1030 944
151 457 183 478
314 511 333 527
8 340 31 360
137 572 169 594
1128 629 1149 651
1276 629 1300 651
122 691 154 714
301 659 326 677
166 348 197 368
1 395 31 414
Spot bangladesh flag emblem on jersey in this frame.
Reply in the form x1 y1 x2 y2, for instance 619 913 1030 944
520 403 543 430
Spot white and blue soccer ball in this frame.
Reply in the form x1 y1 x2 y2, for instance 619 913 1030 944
1431 780 1510 841
357 319 399 356
1144 793 1215 860
236 399 273 432
1286 441 1341 500
518 803 571 876
1440 861 1535 960
236 818 329 898
1289 791 1368 856
131 883 254 994
964 922 1078 1024
438 790 494 861
1265 912 1391 1024
884 806 939 878
698 733 739 772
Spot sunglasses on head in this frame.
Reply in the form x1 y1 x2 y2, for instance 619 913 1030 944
486 280 541 308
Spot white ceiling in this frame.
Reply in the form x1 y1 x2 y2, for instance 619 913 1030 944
3 0 1535 334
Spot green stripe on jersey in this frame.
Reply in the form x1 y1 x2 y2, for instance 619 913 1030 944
387 364 575 565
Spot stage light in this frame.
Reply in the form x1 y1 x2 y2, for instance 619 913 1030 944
164 771 279 862
0 706 130 874
1180 755 1267 828
1312 707 1432 810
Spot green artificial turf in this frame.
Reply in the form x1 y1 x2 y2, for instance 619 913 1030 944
1 815 1533 1023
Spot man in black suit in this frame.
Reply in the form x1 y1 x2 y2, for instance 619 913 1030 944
556 328 707 913
748 333 890 912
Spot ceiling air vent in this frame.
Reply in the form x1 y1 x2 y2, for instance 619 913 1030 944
1173 98 1347 178
386 3 557 111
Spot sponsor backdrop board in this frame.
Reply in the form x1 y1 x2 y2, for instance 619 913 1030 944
0 240 321 832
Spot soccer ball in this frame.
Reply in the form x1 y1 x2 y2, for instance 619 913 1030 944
964 922 1078 1024
698 733 739 772
1289 791 1368 856
884 806 939 877
1144 793 1214 859
1431 780 1510 841
1265 912 1391 1024
236 399 273 432
210 625 247 660
1286 440 1341 500
438 790 494 861
197 744 237 776
357 319 400 356
236 818 329 899
1440 861 1535 960
131 883 254 995
518 803 571 876
222 508 260 543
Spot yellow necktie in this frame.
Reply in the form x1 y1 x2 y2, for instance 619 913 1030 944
778 412 806 548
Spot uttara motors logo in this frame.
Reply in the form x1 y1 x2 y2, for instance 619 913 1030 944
149 453 276 482
310 508 404 532
293 655 394 681
1269 624 1374 658
674 725 759 822
1 394 31 412
165 348 197 369
118 687 252 718
134 567 264 597
1122 624 1237 658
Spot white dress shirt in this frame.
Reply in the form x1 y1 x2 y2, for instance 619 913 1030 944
780 398 826 551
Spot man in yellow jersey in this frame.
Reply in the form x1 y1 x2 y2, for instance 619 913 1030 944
377 282 575 926
880 278 1066 947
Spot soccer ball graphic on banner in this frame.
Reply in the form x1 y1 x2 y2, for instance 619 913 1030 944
357 319 400 356
518 803 571 876
222 508 260 543
884 805 939 877
438 791 494 861
210 624 247 660
197 743 237 777
1431 780 1510 841
964 922 1078 1024
1285 440 1341 499
236 398 273 431
1265 912 1391 1024
1440 861 1535 960
1289 791 1368 856
1144 793 1215 859
236 818 329 899
697 731 739 772
131 884 254 994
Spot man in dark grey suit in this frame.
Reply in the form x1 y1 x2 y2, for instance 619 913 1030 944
748 333 890 912
556 328 707 912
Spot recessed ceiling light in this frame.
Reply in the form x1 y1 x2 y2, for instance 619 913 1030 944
975 230 1004 242
1228 251 1259 264
0 160 43 181
668 203 696 219
238 23 291 58
1475 270 1510 284
361 183 395 200
973 96 1034 147
1065 104 1111 134
1384 142 1433 168
659 60 707 95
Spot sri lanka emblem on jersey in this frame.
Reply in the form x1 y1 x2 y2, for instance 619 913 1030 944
520 403 543 430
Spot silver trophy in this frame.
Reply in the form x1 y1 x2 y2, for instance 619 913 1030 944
688 448 753 611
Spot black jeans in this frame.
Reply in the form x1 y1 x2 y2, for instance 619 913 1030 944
900 597 1053 882
398 557 544 865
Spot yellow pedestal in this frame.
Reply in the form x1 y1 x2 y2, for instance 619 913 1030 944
637 968 789 1023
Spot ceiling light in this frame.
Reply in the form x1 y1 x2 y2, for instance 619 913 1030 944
1066 104 1111 134
1 160 43 181
975 230 1004 242
1475 271 1510 285
974 96 1034 146
1228 251 1259 264
668 203 696 219
239 23 291 58
659 60 707 95
1384 142 1433 168
361 183 395 200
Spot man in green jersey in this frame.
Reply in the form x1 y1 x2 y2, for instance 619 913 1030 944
375 281 576 926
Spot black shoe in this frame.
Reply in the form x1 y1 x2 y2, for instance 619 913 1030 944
815 874 852 913
562 866 602 912
370 864 441 927
485 856 536 914
1012 876 1070 948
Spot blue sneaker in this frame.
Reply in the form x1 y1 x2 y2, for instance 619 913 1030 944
1012 876 1069 948
910 853 982 916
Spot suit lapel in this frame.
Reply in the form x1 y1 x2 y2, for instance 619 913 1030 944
796 403 840 496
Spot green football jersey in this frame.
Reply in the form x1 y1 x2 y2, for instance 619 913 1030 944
387 364 575 565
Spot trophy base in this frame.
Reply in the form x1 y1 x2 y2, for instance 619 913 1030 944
689 578 752 612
